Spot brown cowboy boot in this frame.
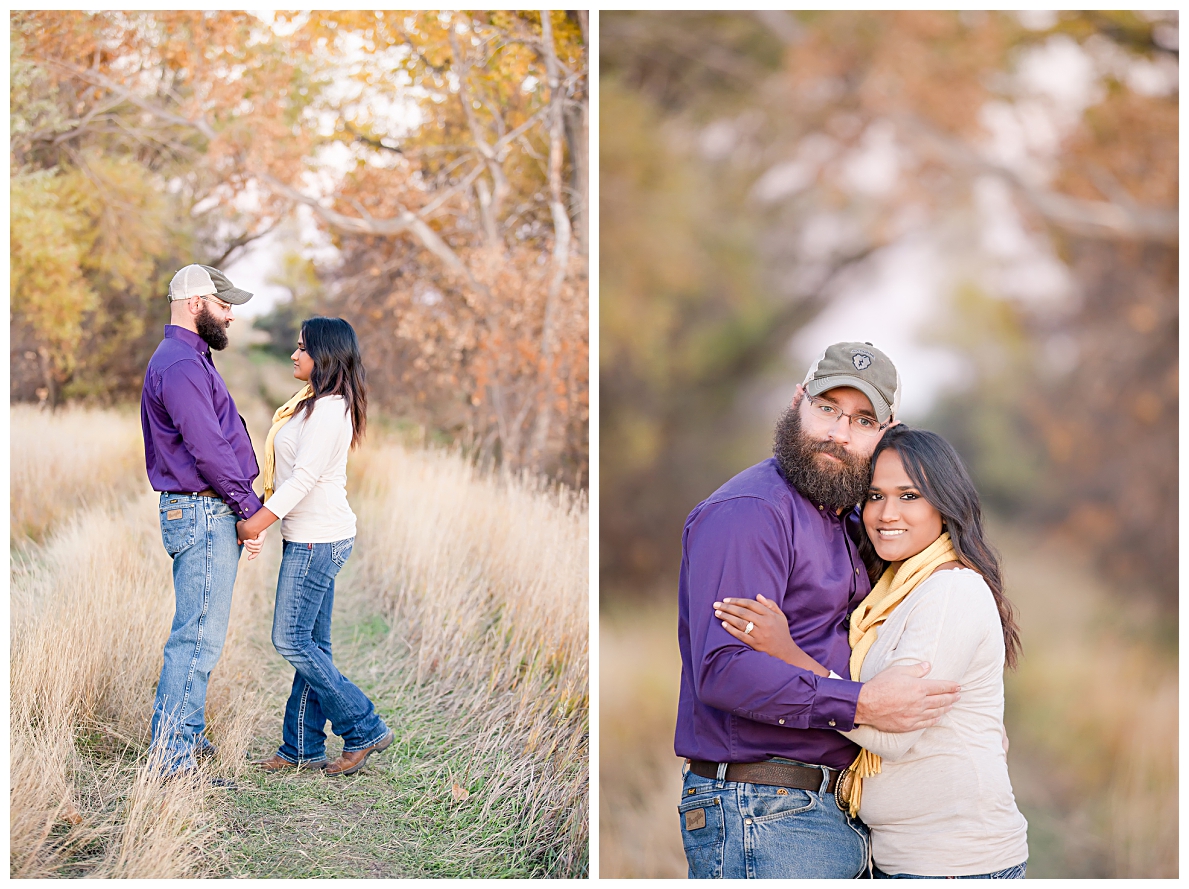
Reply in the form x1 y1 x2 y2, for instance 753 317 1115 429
325 729 394 777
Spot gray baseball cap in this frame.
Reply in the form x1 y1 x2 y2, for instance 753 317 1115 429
168 264 253 305
802 341 901 423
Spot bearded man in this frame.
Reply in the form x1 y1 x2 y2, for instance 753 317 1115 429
140 264 266 781
674 342 961 879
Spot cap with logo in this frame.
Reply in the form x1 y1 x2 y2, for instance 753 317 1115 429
168 264 254 305
802 341 901 424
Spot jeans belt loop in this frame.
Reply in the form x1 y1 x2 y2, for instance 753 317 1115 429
818 763 830 795
715 761 728 789
681 758 690 777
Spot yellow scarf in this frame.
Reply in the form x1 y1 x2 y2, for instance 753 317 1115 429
261 384 313 501
836 531 957 817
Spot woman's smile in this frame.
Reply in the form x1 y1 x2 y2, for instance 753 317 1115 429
864 450 945 562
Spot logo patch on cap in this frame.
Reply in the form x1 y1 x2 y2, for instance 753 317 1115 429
852 351 873 371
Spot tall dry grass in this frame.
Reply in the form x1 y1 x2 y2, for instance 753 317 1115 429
10 404 147 542
348 442 589 872
11 405 589 876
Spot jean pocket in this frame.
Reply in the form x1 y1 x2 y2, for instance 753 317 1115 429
745 784 816 824
678 795 725 879
160 502 197 556
331 537 354 568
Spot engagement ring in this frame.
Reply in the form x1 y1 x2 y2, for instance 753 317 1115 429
744 621 754 635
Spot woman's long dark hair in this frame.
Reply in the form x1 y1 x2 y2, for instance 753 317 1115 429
295 316 367 448
858 425 1022 670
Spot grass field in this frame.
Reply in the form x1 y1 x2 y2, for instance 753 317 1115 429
600 523 1176 878
10 343 588 878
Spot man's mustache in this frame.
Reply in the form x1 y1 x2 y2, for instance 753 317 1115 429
810 439 853 462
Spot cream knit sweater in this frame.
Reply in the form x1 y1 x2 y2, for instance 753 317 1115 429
842 568 1028 876
266 394 357 544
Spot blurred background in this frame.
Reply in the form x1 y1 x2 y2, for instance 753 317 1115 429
600 11 1176 879
12 10 588 484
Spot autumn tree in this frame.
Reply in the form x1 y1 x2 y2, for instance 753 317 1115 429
10 11 314 404
601 11 1176 601
12 10 588 483
266 11 589 481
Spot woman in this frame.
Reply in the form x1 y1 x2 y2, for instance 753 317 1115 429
714 426 1028 878
237 316 393 776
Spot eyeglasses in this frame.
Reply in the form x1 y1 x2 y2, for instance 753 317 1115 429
805 394 888 438
199 294 233 311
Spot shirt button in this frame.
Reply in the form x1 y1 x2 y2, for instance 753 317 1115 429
855 568 860 575
829 719 836 727
778 718 785 725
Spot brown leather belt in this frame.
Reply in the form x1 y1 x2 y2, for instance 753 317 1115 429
167 489 219 498
688 759 841 793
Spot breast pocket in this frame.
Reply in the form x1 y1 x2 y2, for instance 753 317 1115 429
160 503 197 556
678 795 725 879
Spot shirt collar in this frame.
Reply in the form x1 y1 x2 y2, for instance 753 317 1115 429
164 324 211 358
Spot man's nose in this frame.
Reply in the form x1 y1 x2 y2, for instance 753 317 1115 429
827 415 852 444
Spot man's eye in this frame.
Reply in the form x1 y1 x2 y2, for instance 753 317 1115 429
855 417 875 429
818 404 837 414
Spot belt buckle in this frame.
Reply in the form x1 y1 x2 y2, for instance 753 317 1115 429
835 766 856 813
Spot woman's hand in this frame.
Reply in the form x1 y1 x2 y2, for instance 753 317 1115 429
238 524 267 561
237 507 278 561
713 594 830 677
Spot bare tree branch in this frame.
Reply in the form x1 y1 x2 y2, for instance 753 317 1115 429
38 57 218 141
893 112 1177 245
258 173 489 299
530 11 574 460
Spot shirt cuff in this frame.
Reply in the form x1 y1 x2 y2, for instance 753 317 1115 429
809 675 862 732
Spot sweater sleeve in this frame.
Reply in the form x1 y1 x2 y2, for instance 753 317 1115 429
841 571 990 761
265 396 352 520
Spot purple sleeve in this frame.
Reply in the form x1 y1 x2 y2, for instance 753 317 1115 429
686 497 862 731
159 361 263 520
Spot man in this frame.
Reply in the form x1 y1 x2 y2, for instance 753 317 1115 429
140 263 267 778
674 342 961 878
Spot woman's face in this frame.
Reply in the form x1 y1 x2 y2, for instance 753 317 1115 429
863 449 945 563
291 335 315 382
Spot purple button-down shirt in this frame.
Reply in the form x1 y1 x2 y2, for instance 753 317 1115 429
674 457 870 771
140 325 264 521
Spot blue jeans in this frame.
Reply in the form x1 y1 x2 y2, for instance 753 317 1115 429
149 493 241 773
873 863 1027 879
271 539 388 764
678 762 870 878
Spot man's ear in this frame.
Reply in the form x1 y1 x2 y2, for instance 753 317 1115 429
791 384 805 408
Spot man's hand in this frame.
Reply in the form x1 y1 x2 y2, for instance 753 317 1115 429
854 662 961 732
238 523 268 561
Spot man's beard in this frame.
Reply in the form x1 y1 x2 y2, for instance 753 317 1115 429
195 302 230 351
773 403 871 511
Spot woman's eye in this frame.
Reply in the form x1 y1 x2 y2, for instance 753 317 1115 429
902 492 917 500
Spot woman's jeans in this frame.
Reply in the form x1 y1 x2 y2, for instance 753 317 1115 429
272 538 388 763
678 762 870 878
150 493 241 774
873 862 1027 879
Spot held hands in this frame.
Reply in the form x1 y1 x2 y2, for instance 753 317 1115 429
854 663 962 733
236 521 268 561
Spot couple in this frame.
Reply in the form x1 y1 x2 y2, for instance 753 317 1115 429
140 263 393 782
676 342 1028 878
